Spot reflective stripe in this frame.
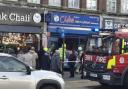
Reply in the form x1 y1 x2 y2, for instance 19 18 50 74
107 56 116 69
122 39 124 54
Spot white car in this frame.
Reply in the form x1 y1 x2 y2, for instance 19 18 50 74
0 53 65 89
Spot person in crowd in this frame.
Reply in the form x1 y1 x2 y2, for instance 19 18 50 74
38 47 51 70
80 47 87 79
59 44 67 75
28 47 38 69
68 49 77 78
51 48 61 73
22 48 33 68
17 49 25 62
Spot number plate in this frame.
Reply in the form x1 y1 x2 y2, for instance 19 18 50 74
90 73 97 77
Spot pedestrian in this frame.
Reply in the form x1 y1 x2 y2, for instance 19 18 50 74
17 49 25 62
80 47 86 79
51 49 61 73
22 48 33 68
38 47 51 70
68 49 77 78
28 47 38 69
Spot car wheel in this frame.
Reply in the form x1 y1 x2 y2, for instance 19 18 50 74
41 85 56 89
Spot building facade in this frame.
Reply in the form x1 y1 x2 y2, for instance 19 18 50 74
0 0 128 51
0 0 44 52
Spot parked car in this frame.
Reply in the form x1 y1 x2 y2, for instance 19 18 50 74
0 53 65 89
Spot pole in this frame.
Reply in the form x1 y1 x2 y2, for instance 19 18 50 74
40 34 42 50
62 37 65 75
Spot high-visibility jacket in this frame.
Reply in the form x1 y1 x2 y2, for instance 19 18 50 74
59 47 66 61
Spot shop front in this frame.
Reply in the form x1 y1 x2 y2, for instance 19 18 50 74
102 16 128 29
46 11 100 50
0 6 43 54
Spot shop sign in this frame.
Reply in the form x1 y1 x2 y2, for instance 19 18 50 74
47 12 100 29
103 17 128 29
0 6 42 26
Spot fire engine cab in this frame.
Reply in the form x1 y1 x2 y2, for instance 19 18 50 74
82 28 128 89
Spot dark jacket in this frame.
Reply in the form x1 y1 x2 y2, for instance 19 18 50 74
68 53 77 67
38 50 51 70
51 51 61 73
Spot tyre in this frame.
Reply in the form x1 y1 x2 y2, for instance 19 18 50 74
124 74 128 89
41 85 56 89
99 82 108 86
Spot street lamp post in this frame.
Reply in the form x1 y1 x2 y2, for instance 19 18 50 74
61 30 65 75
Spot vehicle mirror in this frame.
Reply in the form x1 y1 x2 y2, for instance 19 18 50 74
26 66 31 75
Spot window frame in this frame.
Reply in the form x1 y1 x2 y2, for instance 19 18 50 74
106 0 117 13
48 0 61 7
27 0 40 4
86 0 97 11
68 0 80 9
121 0 128 14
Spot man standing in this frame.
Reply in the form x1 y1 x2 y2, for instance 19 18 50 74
68 49 77 78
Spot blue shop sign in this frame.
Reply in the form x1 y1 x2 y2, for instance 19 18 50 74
47 12 100 29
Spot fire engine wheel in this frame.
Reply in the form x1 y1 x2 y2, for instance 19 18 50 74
99 82 108 86
124 74 128 89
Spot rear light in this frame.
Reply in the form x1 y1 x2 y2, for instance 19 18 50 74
107 56 116 69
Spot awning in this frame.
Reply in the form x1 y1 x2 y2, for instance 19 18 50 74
48 25 97 35
0 25 42 34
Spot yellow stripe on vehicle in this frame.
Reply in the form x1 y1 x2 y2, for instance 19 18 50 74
122 39 124 54
107 56 116 69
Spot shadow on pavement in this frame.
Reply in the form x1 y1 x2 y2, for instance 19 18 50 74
85 85 122 89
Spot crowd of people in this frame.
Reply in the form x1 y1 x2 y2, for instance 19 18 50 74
5 45 86 78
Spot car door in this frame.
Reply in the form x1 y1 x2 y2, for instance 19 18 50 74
0 56 35 89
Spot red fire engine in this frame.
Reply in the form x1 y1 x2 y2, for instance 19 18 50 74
82 29 128 89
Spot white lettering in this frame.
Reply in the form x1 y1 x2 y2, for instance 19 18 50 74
9 13 30 22
9 13 15 21
0 12 7 20
96 56 106 63
84 55 93 61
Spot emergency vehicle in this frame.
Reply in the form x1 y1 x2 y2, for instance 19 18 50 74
82 28 128 89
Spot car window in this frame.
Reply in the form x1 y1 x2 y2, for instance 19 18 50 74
0 56 27 72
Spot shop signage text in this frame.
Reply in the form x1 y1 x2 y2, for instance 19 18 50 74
0 6 42 26
103 18 128 29
47 12 100 29
0 12 30 22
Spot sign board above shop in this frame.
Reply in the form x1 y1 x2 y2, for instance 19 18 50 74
0 6 43 26
46 12 100 29
103 17 128 29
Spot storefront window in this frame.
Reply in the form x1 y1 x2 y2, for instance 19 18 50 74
68 0 80 9
49 0 61 7
121 0 128 14
86 0 97 11
27 0 40 4
0 33 38 54
106 0 117 13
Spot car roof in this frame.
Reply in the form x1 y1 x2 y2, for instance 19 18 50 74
0 53 12 57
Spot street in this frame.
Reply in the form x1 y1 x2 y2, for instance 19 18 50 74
64 72 122 89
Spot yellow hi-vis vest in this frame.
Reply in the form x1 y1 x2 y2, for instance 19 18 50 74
59 47 66 61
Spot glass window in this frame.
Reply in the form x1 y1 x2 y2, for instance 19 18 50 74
49 0 61 7
0 56 26 72
106 0 117 13
121 0 128 14
68 0 80 9
86 0 97 11
27 0 40 4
